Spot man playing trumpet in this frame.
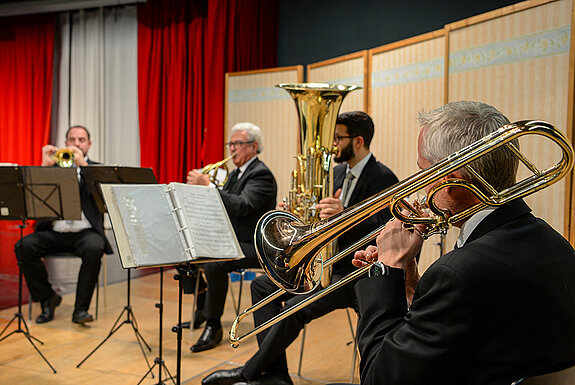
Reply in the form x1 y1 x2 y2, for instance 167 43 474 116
349 101 575 384
15 125 112 324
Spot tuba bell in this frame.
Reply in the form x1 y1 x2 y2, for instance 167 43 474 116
271 83 359 293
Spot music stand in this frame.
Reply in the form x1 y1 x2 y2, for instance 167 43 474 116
76 166 157 372
0 165 82 374
136 266 175 385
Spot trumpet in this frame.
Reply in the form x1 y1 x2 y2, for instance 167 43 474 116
201 154 235 187
229 120 574 347
53 148 75 168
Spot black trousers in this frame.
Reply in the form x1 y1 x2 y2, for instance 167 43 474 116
241 273 356 380
14 229 105 311
201 241 261 320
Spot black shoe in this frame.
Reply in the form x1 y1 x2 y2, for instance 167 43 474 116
36 293 62 324
193 309 207 329
190 325 223 353
202 366 245 385
72 309 94 324
232 374 293 385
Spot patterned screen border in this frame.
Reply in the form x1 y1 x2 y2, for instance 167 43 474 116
307 51 369 113
226 66 304 205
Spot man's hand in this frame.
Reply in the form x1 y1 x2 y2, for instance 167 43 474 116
375 217 425 270
67 145 88 167
187 170 210 186
41 145 58 166
316 189 343 219
352 245 378 268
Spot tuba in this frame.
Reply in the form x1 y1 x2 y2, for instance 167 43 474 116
276 83 359 292
229 120 574 347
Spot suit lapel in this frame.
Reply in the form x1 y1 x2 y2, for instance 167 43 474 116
348 156 376 206
229 157 260 193
334 164 346 192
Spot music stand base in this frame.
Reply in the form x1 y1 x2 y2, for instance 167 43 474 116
137 357 175 385
76 269 152 372
0 311 57 373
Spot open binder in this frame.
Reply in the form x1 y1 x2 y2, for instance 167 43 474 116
101 182 244 268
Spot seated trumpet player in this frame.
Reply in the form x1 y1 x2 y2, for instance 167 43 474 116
346 101 575 385
15 125 112 324
202 111 399 385
186 122 277 352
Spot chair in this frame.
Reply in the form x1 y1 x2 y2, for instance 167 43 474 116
512 364 575 384
229 269 359 382
297 307 359 382
229 268 265 316
28 252 103 320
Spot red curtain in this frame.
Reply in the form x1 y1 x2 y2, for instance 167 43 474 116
138 0 278 184
0 15 55 308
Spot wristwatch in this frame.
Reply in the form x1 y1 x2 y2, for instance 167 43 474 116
369 262 406 279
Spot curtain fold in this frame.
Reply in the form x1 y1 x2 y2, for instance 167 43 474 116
138 0 278 184
55 6 140 166
0 14 55 308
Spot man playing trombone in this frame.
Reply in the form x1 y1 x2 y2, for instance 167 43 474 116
202 111 399 385
349 101 575 384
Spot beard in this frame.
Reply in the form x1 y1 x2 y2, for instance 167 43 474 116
334 141 354 163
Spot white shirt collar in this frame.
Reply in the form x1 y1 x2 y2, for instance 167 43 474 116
347 152 372 178
237 156 257 179
456 206 497 248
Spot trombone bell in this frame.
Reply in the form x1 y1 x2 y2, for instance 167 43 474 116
255 210 323 293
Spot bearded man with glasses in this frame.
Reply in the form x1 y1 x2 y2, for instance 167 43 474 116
186 122 277 353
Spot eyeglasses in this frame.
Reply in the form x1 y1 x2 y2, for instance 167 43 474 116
334 135 358 142
226 140 255 149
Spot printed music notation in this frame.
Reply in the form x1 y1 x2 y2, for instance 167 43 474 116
101 183 244 269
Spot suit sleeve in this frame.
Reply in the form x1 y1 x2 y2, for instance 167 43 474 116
218 167 276 218
355 263 474 385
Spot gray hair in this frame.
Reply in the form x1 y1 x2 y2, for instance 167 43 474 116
231 122 263 153
418 101 518 191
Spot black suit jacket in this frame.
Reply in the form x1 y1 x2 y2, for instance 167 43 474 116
35 159 113 254
219 157 277 259
332 155 398 275
355 199 575 385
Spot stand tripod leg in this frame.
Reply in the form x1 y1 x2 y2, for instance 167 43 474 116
76 269 152 373
0 223 57 373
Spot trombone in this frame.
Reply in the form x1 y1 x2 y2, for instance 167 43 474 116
229 120 574 347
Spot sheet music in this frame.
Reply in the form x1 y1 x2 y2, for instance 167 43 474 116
107 184 190 266
169 183 243 259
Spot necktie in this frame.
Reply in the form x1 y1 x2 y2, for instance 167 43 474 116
225 169 240 192
340 172 356 208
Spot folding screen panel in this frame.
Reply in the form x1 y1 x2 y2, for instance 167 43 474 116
447 0 573 235
226 66 303 204
307 51 368 113
369 30 450 271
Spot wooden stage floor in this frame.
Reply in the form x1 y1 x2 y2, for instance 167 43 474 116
0 268 359 384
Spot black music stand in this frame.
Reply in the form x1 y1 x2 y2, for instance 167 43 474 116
0 165 81 374
76 166 157 372
137 266 175 385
